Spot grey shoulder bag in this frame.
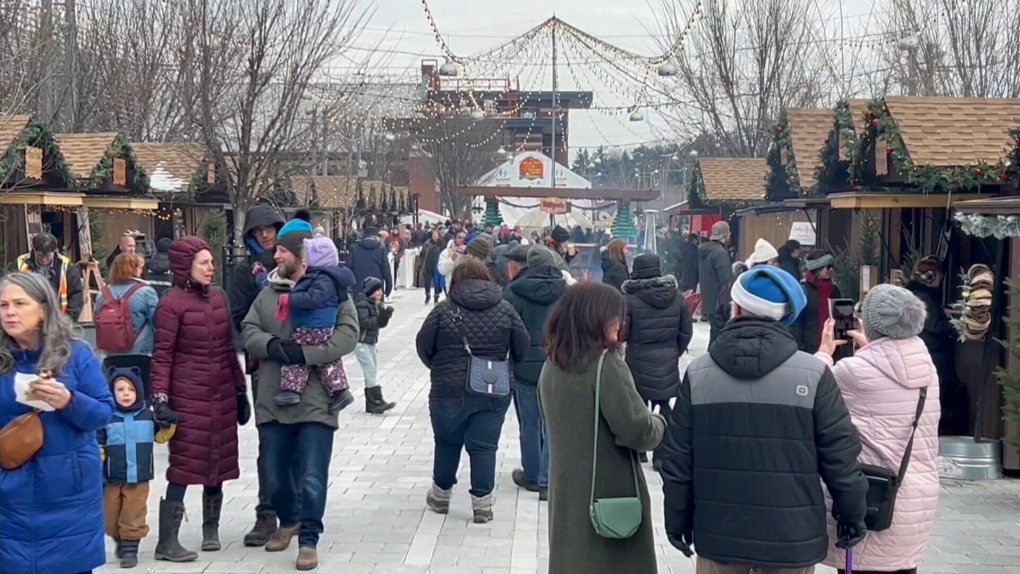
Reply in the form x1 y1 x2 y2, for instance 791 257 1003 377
589 350 644 539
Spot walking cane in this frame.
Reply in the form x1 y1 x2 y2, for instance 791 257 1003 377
845 547 853 574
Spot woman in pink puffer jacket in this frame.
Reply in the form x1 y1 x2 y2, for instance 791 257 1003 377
815 283 940 574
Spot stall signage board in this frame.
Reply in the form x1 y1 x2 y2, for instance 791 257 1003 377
789 221 817 246
540 197 567 214
113 158 127 186
25 147 43 180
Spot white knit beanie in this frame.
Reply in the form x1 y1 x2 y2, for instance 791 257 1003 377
746 238 779 267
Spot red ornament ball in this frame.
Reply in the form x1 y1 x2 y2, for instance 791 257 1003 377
1015 137 1020 147
885 146 893 155
777 126 784 133
1001 172 1010 181
974 168 983 176
871 119 879 127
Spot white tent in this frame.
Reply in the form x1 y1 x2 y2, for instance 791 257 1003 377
473 151 595 228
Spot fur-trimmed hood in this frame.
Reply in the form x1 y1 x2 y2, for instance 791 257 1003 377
622 274 679 309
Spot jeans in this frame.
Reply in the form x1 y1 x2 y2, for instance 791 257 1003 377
252 375 303 514
514 384 548 487
355 343 379 388
430 395 512 497
258 421 334 548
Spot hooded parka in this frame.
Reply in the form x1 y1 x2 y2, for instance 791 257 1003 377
228 205 285 332
622 274 693 401
349 230 393 296
502 263 568 385
600 251 629 292
150 236 246 485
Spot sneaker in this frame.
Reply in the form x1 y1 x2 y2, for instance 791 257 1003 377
329 389 355 414
511 468 540 493
274 390 301 406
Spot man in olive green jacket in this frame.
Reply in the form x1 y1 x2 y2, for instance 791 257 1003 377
241 240 359 571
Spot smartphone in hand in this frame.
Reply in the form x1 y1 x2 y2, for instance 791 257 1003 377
829 298 857 353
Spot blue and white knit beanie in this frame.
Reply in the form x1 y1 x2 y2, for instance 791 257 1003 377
730 266 807 326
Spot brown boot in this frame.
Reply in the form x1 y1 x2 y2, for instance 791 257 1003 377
264 525 299 552
296 546 318 571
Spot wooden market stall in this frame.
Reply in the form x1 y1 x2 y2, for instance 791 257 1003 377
0 115 82 267
131 142 221 243
680 157 767 256
288 175 358 239
53 132 154 262
949 196 1020 475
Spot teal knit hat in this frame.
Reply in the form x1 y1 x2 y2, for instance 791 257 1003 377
276 216 314 256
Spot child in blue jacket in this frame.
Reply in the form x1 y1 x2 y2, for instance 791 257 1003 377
275 235 357 412
98 366 176 568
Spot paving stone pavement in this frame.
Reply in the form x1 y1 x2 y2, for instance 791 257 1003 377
96 289 1020 574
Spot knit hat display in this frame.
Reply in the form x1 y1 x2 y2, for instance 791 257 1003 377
276 212 314 257
631 254 662 280
729 266 807 326
804 252 835 272
951 264 994 341
303 237 339 268
709 221 730 241
550 225 571 244
466 236 492 260
746 238 779 267
526 245 556 270
862 283 927 342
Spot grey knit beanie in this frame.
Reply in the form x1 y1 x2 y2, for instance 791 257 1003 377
862 283 928 342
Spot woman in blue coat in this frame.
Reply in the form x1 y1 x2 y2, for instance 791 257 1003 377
0 272 115 574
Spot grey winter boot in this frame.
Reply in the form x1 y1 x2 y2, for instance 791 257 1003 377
243 510 278 547
154 499 198 562
201 490 223 551
425 483 452 515
471 493 494 524
119 539 139 568
365 386 396 414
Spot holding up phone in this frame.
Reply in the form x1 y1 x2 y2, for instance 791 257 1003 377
829 298 857 357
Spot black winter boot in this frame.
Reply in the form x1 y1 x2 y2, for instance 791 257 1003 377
119 539 139 568
243 510 278 547
201 490 223 551
365 386 396 414
113 537 122 559
154 498 198 562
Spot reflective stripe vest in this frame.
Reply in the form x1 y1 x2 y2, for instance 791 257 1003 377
17 253 70 314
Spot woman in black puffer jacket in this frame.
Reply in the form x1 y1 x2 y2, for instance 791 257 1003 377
415 257 529 524
621 253 693 470
600 239 629 291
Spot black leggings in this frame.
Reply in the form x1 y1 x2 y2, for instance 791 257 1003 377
166 482 222 502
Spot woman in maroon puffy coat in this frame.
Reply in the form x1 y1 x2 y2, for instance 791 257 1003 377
149 236 250 562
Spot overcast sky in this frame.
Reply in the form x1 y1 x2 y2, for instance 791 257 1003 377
349 0 880 156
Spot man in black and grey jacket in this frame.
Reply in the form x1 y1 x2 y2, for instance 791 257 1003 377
660 265 869 574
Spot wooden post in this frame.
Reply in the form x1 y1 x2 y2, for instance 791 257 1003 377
78 260 104 324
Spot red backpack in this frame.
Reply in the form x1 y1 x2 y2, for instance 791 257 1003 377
95 283 146 352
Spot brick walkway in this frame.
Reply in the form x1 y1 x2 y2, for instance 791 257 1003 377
96 289 1020 573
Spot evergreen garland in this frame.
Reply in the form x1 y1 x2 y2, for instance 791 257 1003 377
954 212 1020 239
0 119 77 188
995 280 1020 450
82 134 151 191
860 99 1018 193
810 100 858 196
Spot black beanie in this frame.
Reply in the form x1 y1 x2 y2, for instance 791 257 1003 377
551 225 570 244
631 254 662 280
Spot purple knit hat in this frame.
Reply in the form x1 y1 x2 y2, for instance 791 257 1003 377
303 236 339 268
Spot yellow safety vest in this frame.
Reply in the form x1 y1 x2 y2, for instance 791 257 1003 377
17 253 70 314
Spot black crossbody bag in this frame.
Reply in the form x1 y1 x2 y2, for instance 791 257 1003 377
448 306 511 398
859 387 927 532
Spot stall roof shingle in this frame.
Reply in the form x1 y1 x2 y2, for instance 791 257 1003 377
699 158 767 202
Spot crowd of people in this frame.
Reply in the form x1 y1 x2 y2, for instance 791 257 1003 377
0 208 956 574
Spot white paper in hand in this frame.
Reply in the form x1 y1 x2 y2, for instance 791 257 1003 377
13 372 56 411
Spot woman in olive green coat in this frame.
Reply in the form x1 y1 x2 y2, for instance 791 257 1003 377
538 282 666 574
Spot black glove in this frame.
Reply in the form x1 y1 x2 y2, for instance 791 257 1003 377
382 306 395 317
266 338 305 365
835 519 867 549
236 390 251 426
152 401 179 429
667 532 693 557
267 337 287 363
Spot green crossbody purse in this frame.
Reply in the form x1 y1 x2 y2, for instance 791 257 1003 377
588 350 644 540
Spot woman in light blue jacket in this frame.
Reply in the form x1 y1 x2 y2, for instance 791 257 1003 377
95 254 159 355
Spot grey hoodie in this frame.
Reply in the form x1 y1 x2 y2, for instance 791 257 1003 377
240 269 359 428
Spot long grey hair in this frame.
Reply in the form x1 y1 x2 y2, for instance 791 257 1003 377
0 272 78 376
